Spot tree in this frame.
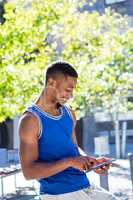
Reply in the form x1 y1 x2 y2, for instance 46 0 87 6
0 0 66 121
0 0 94 121
58 8 133 158
0 0 133 157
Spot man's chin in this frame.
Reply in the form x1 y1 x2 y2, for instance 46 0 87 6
58 99 67 105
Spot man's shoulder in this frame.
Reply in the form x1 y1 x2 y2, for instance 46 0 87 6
20 111 39 129
19 112 40 139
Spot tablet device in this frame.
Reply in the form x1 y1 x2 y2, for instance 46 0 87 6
86 158 116 172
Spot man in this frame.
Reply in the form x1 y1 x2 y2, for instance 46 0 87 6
19 61 112 200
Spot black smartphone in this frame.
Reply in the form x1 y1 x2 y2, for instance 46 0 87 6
86 158 116 172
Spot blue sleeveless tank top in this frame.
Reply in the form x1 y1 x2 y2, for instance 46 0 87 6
26 104 90 195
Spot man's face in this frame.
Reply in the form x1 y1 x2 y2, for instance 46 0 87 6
54 76 77 105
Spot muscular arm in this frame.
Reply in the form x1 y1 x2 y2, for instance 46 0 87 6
19 113 72 180
70 110 80 149
19 111 98 180
70 110 112 174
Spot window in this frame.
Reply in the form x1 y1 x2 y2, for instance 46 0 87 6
105 0 126 5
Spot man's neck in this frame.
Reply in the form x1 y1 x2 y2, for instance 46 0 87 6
35 88 61 115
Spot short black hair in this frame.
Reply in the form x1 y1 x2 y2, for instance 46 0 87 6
45 61 78 85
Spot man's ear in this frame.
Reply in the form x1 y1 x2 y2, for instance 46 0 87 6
47 78 56 88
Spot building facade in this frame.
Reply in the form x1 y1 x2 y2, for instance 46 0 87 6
81 0 133 26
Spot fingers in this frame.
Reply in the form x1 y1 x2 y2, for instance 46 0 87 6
83 156 97 171
73 156 111 172
83 162 91 171
94 167 108 175
96 157 112 167
97 156 110 162
72 156 94 171
94 163 111 175
94 157 112 174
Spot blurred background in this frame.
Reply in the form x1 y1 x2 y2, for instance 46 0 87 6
0 0 133 199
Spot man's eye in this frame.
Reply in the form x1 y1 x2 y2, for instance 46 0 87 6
66 89 72 92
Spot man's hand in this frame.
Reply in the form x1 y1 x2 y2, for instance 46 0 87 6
69 156 97 171
94 157 112 175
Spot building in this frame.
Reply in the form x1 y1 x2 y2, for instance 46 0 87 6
81 0 133 26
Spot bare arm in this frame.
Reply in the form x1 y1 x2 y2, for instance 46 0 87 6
71 110 84 152
19 113 72 180
19 112 99 180
70 110 112 174
70 109 78 145
71 110 95 156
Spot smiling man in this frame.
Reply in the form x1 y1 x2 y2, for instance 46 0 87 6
19 61 111 200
